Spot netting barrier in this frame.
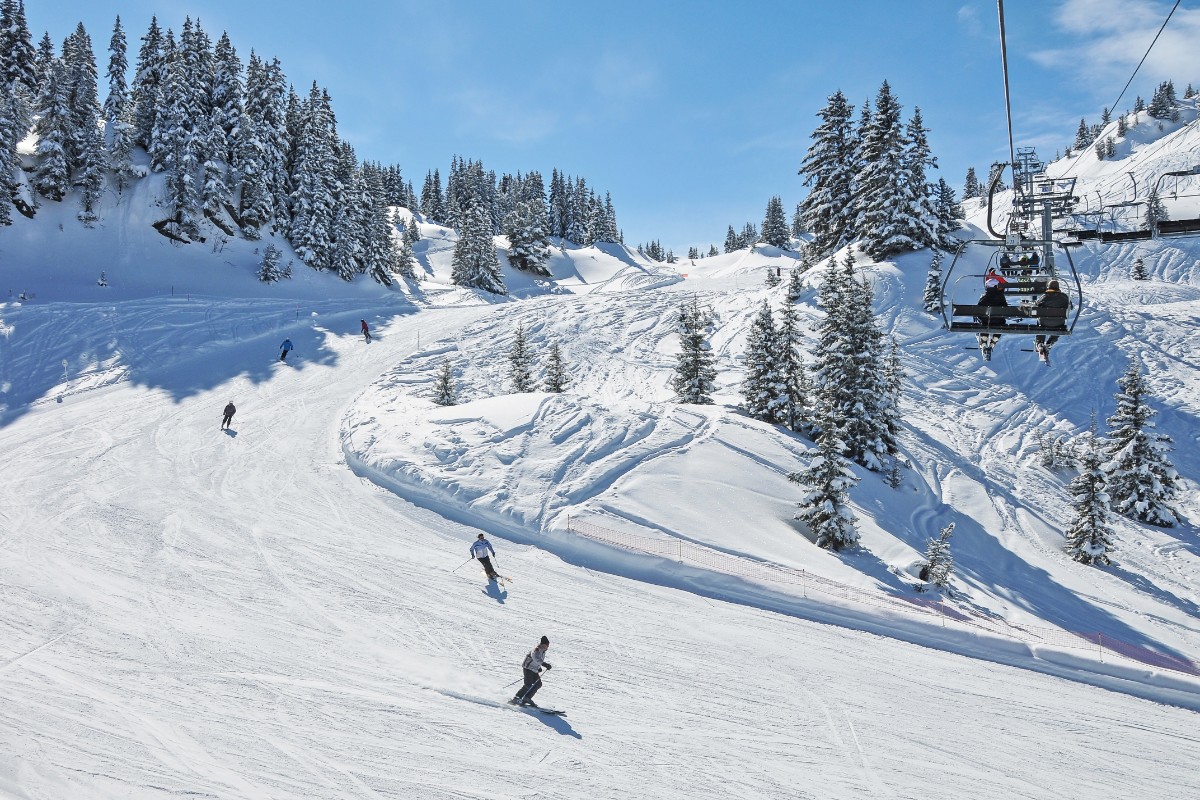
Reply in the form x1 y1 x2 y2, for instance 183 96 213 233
567 516 1200 678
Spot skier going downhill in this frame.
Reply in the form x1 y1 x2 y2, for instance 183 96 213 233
279 338 294 362
470 533 499 580
221 402 236 430
510 636 552 707
361 319 371 343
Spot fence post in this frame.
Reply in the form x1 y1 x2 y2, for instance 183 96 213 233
1097 632 1104 663
677 539 683 564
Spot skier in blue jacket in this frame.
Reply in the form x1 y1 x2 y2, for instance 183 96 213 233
279 338 294 361
470 533 499 580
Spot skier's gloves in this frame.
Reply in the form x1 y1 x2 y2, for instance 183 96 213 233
543 663 552 671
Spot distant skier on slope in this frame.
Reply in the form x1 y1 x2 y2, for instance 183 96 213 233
221 402 236 430
279 338 294 361
510 636 552 707
470 533 499 580
361 319 371 343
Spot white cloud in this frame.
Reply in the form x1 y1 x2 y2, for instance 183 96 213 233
448 85 561 145
957 4 986 37
1032 0 1200 87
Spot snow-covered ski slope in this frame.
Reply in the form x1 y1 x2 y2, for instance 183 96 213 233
3 126 1200 798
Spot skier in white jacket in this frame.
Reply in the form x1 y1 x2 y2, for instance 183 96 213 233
510 636 552 706
469 533 499 580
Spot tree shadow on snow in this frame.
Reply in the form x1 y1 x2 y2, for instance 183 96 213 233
0 299 420 426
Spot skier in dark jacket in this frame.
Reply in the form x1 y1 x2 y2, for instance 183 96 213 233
975 278 1008 360
361 319 371 343
279 339 293 361
1034 280 1070 360
510 636 552 706
221 402 236 429
470 533 499 580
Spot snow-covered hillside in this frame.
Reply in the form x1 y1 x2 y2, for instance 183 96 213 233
3 104 1200 798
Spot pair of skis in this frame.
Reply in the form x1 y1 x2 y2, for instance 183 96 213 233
507 699 565 716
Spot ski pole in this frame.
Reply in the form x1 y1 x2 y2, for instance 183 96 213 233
451 557 474 573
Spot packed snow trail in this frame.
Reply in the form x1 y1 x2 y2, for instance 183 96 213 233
1 295 1199 799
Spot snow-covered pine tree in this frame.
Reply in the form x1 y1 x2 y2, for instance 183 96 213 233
723 225 739 253
740 222 759 248
761 195 790 248
257 242 286 282
773 298 808 433
508 323 536 393
1116 113 1128 137
791 202 805 238
419 170 442 223
687 246 699 259
432 360 458 406
505 198 552 275
287 82 337 270
923 522 954 587
405 216 420 243
789 404 859 550
130 16 164 149
1134 95 1146 113
1147 80 1180 122
450 201 506 294
1 0 37 101
799 89 857 256
741 299 779 421
1065 422 1115 565
1101 360 1180 527
62 23 105 223
962 166 981 200
1073 118 1093 149
154 26 202 236
933 178 963 249
853 81 922 260
1145 187 1167 235
1130 256 1148 280
361 167 400 285
210 32 242 163
671 297 717 404
896 105 941 251
880 335 904 449
811 252 890 470
764 267 782 287
707 244 719 257
232 106 269 237
103 16 138 193
394 224 418 279
32 58 71 201
544 342 569 393
786 264 805 304
0 0 37 225
922 249 943 313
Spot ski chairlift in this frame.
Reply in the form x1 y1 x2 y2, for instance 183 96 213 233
939 237 1082 339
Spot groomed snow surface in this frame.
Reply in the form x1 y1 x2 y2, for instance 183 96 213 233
3 170 1200 796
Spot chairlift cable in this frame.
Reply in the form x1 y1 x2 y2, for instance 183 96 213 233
996 1 1018 199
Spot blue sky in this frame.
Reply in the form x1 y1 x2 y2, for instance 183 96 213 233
25 0 1200 253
